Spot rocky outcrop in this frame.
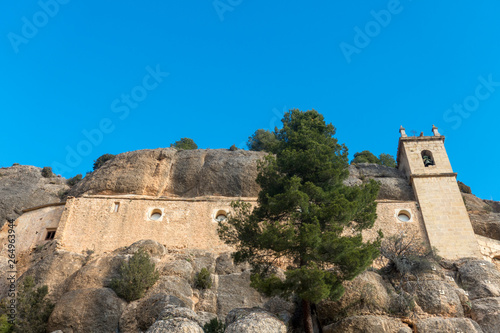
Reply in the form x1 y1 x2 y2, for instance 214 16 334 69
346 164 415 201
318 271 395 325
146 318 203 333
225 308 287 333
471 297 500 333
464 193 500 241
0 165 68 227
67 149 267 198
415 317 483 332
47 288 126 333
323 315 412 333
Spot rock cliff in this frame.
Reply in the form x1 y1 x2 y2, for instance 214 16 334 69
0 165 68 228
67 149 267 198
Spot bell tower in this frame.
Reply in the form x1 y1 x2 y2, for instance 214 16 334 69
397 125 480 259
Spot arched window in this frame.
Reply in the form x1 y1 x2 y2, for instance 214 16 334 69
421 150 435 167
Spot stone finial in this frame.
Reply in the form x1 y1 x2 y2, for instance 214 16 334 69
432 124 440 136
399 126 407 137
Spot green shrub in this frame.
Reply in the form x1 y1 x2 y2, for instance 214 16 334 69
93 154 115 171
0 314 12 333
58 189 69 200
11 276 54 333
67 174 83 186
41 167 54 178
110 249 160 302
170 138 198 150
458 181 472 194
229 144 238 151
203 317 225 333
194 268 212 289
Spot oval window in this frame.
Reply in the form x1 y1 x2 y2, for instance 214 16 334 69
397 210 411 222
149 209 162 221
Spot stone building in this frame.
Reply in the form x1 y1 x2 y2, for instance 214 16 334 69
2 126 494 260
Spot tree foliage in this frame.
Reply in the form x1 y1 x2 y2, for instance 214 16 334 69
170 138 198 150
93 154 115 171
219 109 381 331
351 151 396 168
41 167 54 178
378 153 397 168
10 276 54 333
67 174 83 187
247 129 279 152
110 249 160 302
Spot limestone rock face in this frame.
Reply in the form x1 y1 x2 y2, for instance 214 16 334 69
146 318 203 333
405 280 464 317
0 165 68 227
216 270 268 318
346 164 415 201
457 259 500 299
415 317 484 333
225 308 286 333
47 288 126 333
318 271 394 326
20 250 86 301
471 297 500 333
67 149 267 198
463 193 500 241
323 315 412 333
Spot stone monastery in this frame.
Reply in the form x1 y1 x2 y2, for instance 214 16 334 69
6 126 500 260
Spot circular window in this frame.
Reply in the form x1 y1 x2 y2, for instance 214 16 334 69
149 209 162 221
397 210 411 222
215 210 227 222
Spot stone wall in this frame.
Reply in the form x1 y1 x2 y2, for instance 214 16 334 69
56 195 257 254
363 200 428 246
0 204 64 254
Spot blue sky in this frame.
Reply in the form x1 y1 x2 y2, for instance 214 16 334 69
1 1 499 200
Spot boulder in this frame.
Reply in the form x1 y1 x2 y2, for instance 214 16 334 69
147 275 194 310
68 149 266 198
323 315 412 333
0 165 69 228
162 259 194 280
124 240 167 257
415 317 483 333
404 280 464 317
146 318 203 333
65 254 124 291
225 308 286 333
457 259 500 299
318 271 394 325
471 297 500 333
134 293 187 331
47 288 126 333
215 252 249 275
20 250 86 301
216 270 268 317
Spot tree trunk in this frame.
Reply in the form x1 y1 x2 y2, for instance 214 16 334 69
302 299 314 333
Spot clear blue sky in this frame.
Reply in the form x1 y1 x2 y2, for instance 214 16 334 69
1 1 499 201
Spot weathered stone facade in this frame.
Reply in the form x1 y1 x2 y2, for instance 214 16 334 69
397 125 481 258
0 126 486 260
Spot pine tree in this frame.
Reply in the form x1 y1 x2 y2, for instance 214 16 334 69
218 109 381 333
